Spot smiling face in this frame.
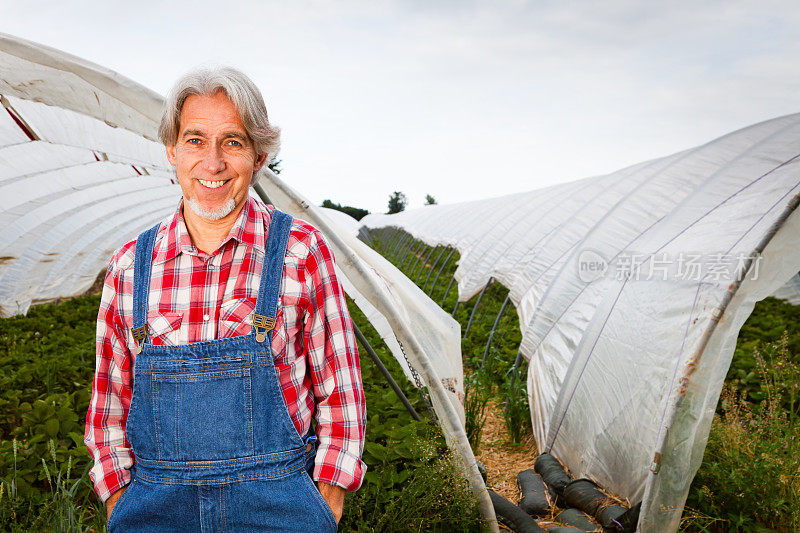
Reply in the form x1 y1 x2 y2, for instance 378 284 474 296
166 91 267 226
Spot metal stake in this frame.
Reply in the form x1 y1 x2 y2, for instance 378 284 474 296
428 247 457 297
389 231 409 260
403 241 426 273
409 243 431 280
464 278 493 337
413 245 437 283
423 246 448 293
482 294 511 368
353 323 421 421
441 274 457 307
395 235 416 267
386 228 408 261
384 227 400 254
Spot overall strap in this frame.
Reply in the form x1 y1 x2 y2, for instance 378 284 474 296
131 223 161 354
253 209 293 343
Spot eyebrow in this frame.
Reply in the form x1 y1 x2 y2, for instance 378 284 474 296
181 129 249 143
181 129 206 139
223 131 249 142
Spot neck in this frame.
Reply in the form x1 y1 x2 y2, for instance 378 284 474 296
182 199 245 255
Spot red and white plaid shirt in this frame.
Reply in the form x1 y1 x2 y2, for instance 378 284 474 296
84 195 366 502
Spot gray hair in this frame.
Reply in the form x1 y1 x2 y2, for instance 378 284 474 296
158 66 280 180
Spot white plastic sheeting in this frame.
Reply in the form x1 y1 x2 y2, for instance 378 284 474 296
362 114 800 531
318 206 461 396
0 34 179 317
256 179 499 525
772 272 800 304
0 33 498 529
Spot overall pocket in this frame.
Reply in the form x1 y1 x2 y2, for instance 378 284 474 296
151 359 255 461
106 478 137 532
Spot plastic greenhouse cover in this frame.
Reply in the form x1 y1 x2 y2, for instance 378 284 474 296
0 33 498 529
362 114 800 529
772 272 800 304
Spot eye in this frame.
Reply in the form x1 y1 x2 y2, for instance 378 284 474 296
187 138 201 145
228 139 243 147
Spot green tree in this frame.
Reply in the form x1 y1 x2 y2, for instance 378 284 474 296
387 191 408 214
268 159 282 175
425 194 437 205
320 199 370 221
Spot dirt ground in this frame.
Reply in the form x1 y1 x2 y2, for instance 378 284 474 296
474 399 539 504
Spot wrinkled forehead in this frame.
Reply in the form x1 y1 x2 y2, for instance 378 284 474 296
178 91 250 138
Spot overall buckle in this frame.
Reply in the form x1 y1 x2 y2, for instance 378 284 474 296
132 325 147 354
252 314 276 343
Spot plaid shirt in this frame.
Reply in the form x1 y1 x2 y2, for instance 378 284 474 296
84 195 366 502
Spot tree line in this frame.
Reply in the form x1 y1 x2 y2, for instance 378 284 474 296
321 192 437 220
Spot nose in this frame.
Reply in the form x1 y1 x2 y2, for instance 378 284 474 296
201 144 226 174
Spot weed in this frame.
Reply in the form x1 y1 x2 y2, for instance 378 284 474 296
502 379 532 445
686 333 800 531
463 375 489 451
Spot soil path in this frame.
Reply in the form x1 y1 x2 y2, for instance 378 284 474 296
474 399 539 504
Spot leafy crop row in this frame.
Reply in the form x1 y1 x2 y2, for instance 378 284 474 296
0 294 105 531
0 289 484 531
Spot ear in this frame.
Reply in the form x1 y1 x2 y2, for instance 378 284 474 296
165 144 177 167
253 153 268 173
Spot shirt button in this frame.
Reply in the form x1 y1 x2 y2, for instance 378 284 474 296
203 314 210 321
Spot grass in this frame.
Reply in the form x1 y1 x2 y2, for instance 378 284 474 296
683 332 800 532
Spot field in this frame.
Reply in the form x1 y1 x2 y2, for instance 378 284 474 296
1 233 798 531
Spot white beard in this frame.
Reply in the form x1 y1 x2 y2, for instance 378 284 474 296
187 198 236 221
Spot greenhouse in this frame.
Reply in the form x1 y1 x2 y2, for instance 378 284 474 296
1 31 798 532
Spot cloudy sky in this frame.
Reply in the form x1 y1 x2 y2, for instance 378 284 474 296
3 1 799 212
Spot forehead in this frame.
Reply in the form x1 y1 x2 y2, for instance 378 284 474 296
179 91 247 133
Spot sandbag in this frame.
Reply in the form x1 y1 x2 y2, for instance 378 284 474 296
477 460 488 483
554 508 597 532
534 454 571 494
517 469 551 516
563 478 634 531
605 502 640 533
489 490 547 533
563 479 606 516
539 522 586 533
597 504 627 530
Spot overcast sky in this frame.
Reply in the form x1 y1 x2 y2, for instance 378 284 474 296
3 1 799 212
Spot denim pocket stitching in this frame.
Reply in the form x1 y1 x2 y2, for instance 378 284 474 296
302 471 338 530
106 478 136 531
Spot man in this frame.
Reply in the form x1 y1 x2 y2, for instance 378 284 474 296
84 67 366 532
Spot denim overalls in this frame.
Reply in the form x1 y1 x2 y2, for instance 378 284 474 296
107 210 339 532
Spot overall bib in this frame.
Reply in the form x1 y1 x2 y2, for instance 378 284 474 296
107 210 339 532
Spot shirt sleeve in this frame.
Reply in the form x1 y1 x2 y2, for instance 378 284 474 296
302 229 367 492
83 258 135 502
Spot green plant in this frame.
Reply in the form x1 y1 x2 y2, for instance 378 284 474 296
38 439 105 532
1 289 486 531
343 433 483 532
371 231 800 530
463 376 489 450
502 380 532 445
343 299 486 531
685 333 800 531
0 294 103 531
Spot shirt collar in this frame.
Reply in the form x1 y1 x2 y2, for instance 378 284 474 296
153 195 269 265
